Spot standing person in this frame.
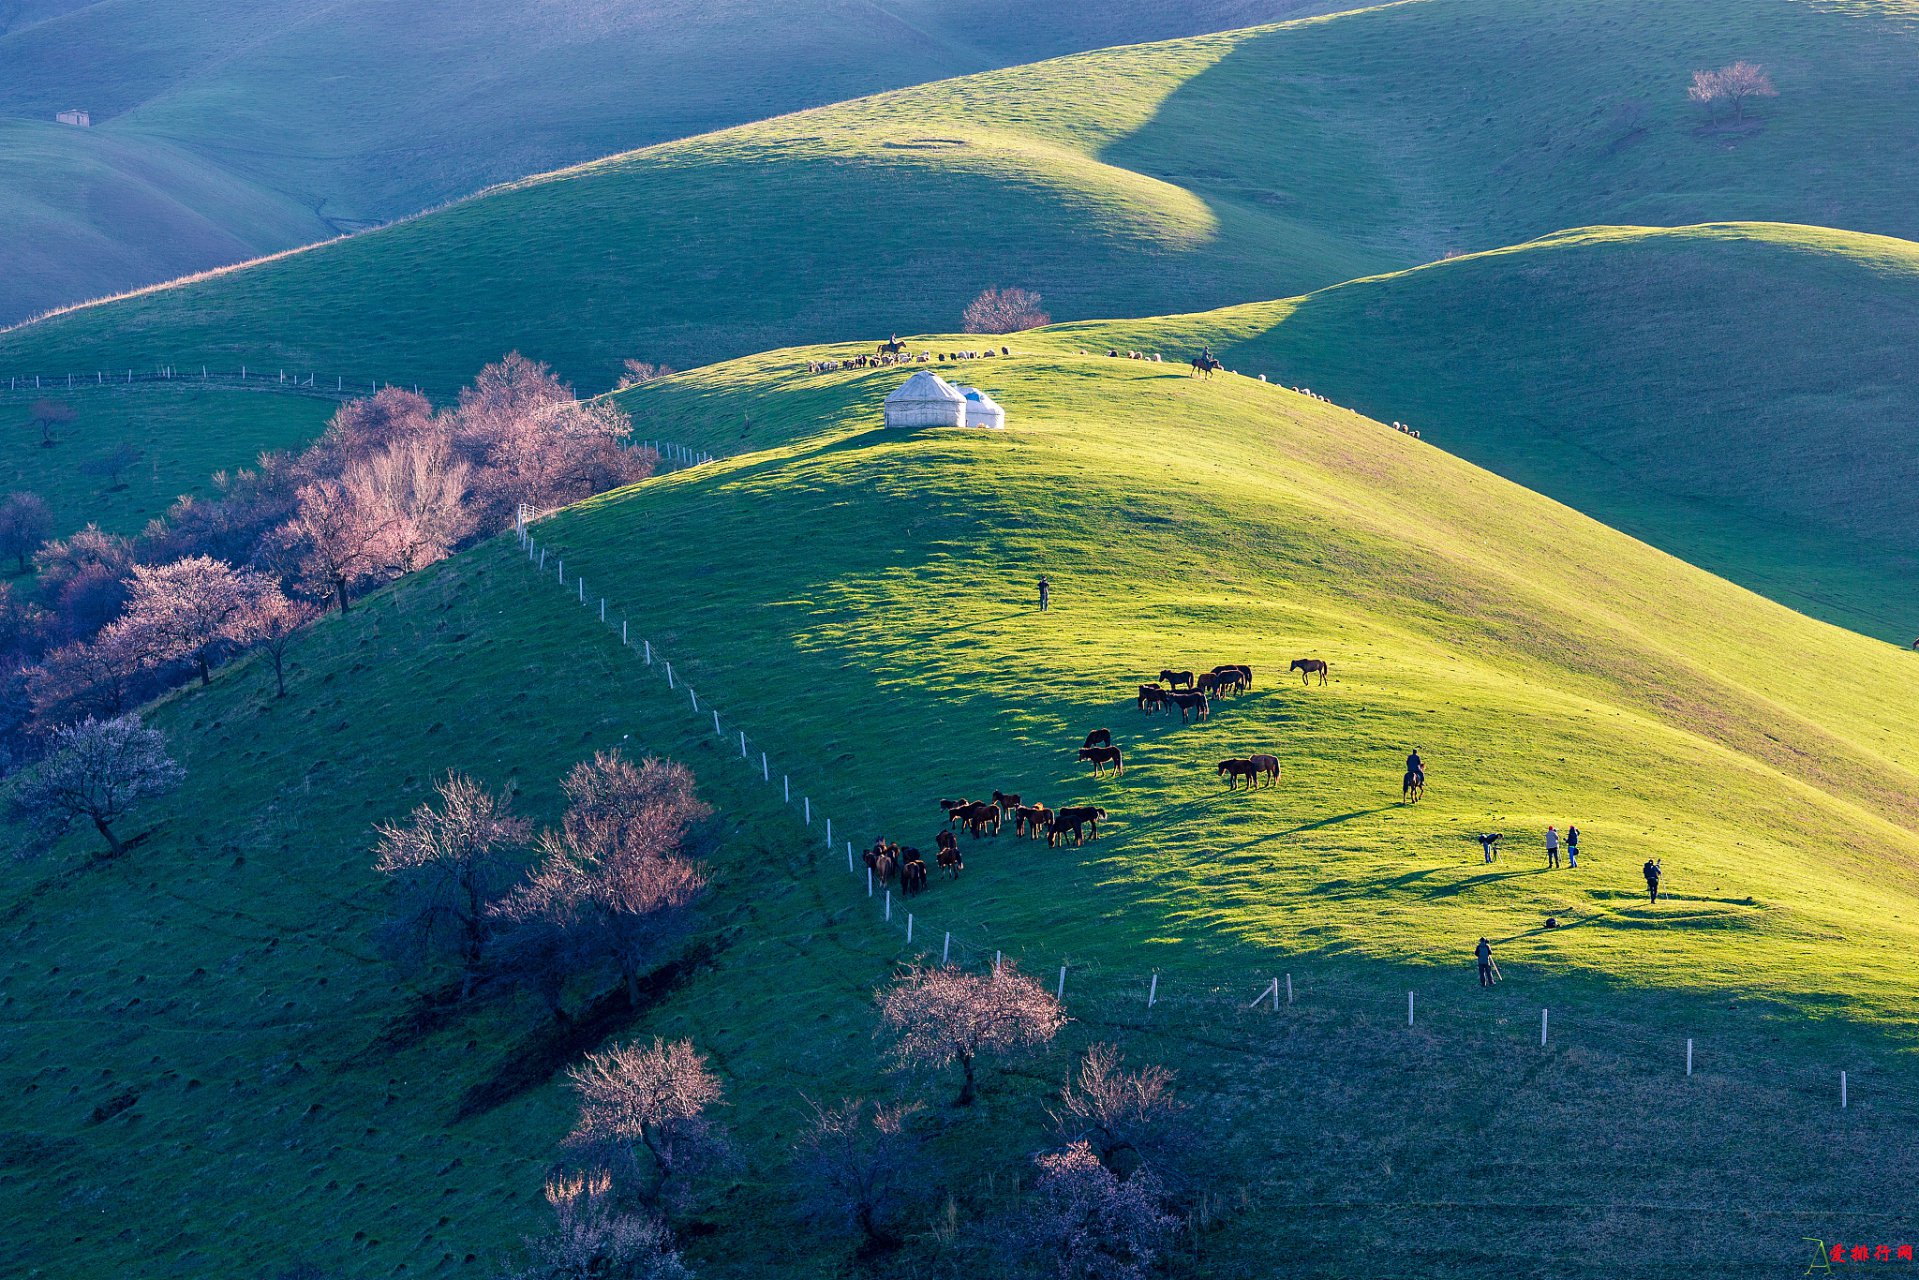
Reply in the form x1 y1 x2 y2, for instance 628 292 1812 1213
1037 575 1050 612
1475 937 1496 987
1643 858 1662 904
1478 832 1501 864
1545 824 1560 870
1566 825 1580 869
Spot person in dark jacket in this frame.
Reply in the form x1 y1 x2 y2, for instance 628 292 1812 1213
1643 858 1662 904
1475 937 1496 987
1566 825 1580 868
1037 576 1050 612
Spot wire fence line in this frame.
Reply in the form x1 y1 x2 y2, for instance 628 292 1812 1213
511 505 1919 1118
0 364 434 398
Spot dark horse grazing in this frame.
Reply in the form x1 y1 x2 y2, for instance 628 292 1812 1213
1190 353 1223 378
1048 806 1108 847
1138 684 1167 713
1217 758 1259 790
1165 690 1210 722
1015 804 1053 838
1402 770 1425 803
1291 658 1330 685
937 843 964 879
1159 668 1196 690
1083 728 1112 749
877 337 906 355
1212 663 1253 688
1078 745 1123 777
1248 754 1281 786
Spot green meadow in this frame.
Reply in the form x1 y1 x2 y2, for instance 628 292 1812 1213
5 344 1918 1277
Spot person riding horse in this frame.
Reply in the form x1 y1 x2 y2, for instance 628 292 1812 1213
1406 748 1424 788
1190 347 1224 378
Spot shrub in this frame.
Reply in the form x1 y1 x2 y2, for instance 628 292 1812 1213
962 287 1049 334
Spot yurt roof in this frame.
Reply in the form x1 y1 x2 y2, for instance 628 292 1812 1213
885 370 965 403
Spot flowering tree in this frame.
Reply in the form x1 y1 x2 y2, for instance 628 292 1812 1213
277 477 388 613
496 752 711 1007
791 1097 930 1248
26 627 148 723
511 1170 690 1280
962 287 1049 335
1688 61 1777 122
0 492 52 573
7 714 183 858
372 772 530 996
616 360 676 390
1007 1140 1177 1280
877 963 1065 1105
567 1037 728 1210
342 436 475 575
248 589 318 698
113 555 281 686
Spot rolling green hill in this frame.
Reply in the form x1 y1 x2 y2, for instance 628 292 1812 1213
0 0 1332 325
7 0 1919 390
6 339 1919 1277
1060 221 1919 641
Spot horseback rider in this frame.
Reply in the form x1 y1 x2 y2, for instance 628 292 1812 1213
1406 747 1424 787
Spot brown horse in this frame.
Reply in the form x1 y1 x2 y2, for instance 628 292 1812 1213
1196 671 1225 696
1015 804 1053 839
1291 658 1329 685
936 829 959 857
1138 684 1168 713
991 789 1022 818
1248 753 1281 786
1082 728 1113 749
1048 806 1108 847
1165 690 1210 722
877 338 906 355
874 850 898 887
956 801 1001 837
939 798 970 826
1212 663 1253 688
1158 668 1196 690
901 852 927 895
937 844 964 879
1217 759 1259 790
1078 745 1124 777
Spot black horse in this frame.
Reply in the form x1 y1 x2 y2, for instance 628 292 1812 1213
1190 352 1223 378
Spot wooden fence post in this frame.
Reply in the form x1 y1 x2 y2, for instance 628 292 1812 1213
1286 973 1294 1005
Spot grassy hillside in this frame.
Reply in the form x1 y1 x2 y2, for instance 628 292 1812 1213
6 340 1919 1277
1062 221 1919 641
6 0 1919 388
0 0 1332 325
0 381 336 539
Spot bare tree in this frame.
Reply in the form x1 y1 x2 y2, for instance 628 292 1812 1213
28 399 75 446
81 443 145 490
114 556 280 686
791 1097 930 1250
0 492 53 574
1688 61 1777 122
511 1170 690 1280
309 387 437 472
1002 1140 1176 1280
372 772 530 997
495 752 712 1008
246 588 317 698
616 360 677 390
877 963 1065 1105
962 287 1050 335
1052 1043 1189 1181
342 436 474 575
566 1037 728 1211
6 714 183 858
276 477 388 613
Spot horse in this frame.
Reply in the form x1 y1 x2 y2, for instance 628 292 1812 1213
936 829 959 858
1196 671 1224 696
991 789 1022 818
1082 728 1113 749
877 338 906 355
1158 668 1196 690
1213 669 1248 696
1248 754 1281 786
1137 684 1167 713
1190 353 1223 379
1078 745 1124 777
874 850 898 887
1015 803 1053 838
937 844 964 879
1165 690 1210 722
1402 770 1425 803
901 851 927 895
1217 758 1259 790
1212 663 1253 688
957 801 1001 837
1290 658 1329 686
1049 806 1108 847
939 798 970 826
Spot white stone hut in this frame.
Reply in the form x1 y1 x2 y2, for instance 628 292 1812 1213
882 371 966 428
954 386 1006 429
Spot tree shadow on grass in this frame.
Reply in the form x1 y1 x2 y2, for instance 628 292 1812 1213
450 939 718 1124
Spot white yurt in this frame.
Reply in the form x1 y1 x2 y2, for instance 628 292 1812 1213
955 386 1006 429
882 371 966 428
